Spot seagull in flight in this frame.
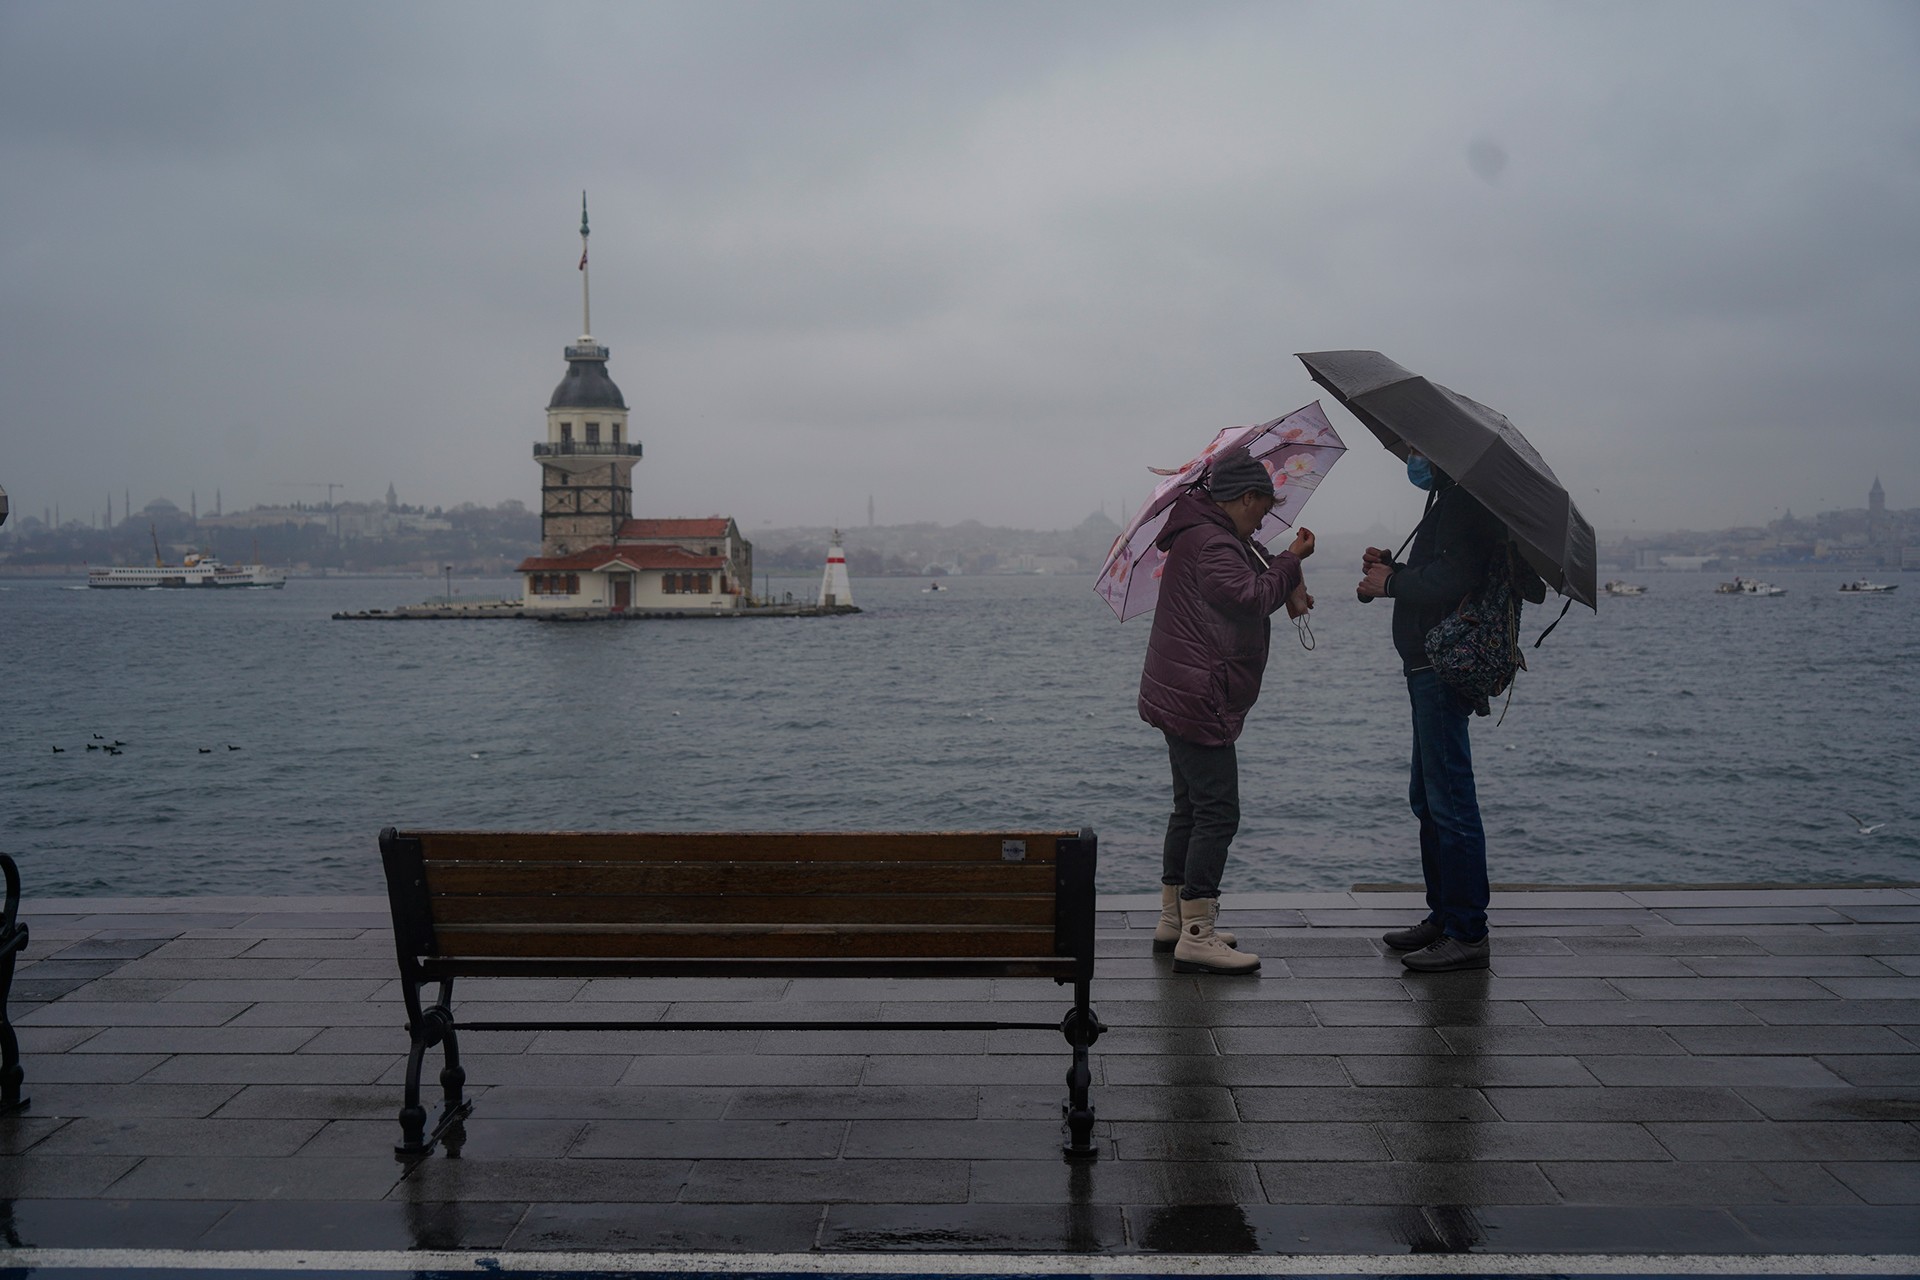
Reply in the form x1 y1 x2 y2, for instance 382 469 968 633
1844 811 1887 835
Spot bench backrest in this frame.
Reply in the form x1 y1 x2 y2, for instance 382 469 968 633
380 828 1096 968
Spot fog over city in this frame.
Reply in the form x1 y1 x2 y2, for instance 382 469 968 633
2 1 1915 537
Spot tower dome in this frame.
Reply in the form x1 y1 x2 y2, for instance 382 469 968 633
547 346 627 410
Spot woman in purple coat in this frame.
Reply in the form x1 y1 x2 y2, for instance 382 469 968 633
1138 453 1314 975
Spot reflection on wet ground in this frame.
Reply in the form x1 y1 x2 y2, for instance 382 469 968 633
2 887 1917 1260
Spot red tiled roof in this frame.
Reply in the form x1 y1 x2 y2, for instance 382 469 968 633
518 543 725 573
616 517 731 540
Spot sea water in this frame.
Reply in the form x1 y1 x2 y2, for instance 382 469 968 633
1 567 1914 897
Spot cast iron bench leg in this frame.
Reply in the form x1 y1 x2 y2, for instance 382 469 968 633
0 856 26 1115
395 979 472 1158
1060 976 1104 1159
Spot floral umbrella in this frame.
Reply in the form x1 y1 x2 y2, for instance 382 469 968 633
1096 401 1346 622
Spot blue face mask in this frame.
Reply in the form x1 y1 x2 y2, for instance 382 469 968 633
1406 454 1438 491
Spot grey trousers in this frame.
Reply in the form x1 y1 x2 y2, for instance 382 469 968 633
1160 731 1241 900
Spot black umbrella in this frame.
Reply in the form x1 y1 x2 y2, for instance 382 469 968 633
1296 350 1597 609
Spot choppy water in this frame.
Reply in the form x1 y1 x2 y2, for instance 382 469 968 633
1 566 1914 897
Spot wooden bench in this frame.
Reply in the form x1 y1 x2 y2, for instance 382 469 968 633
378 827 1104 1160
1 854 27 1115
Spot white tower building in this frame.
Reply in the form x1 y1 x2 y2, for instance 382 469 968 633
538 193 641 556
819 531 854 608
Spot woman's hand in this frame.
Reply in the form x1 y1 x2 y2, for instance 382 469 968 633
1287 527 1316 559
1285 583 1314 618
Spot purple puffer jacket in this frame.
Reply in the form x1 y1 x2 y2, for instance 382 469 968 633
1137 491 1303 747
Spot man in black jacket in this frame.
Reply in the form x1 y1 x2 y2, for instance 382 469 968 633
1358 452 1503 972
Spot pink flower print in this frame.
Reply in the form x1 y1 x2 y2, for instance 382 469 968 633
1283 452 1316 478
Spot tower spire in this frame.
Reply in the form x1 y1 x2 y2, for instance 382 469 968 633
578 191 592 339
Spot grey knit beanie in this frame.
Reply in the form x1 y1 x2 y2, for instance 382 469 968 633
1206 453 1276 502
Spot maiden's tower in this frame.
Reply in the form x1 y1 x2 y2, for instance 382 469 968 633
516 196 753 612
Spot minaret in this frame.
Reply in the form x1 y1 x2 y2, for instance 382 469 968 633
1868 475 1887 545
537 192 640 556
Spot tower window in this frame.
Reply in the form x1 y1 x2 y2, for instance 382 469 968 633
560 422 573 443
586 423 600 445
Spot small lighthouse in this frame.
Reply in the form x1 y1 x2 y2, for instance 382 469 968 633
819 531 853 608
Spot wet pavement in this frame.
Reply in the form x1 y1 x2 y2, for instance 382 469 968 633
3 886 1917 1259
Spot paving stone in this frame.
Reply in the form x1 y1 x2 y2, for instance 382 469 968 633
1310 999 1541 1027
213 1084 412 1120
0 1154 142 1197
1212 1026 1448 1055
1824 1161 1920 1205
1255 1159 1560 1205
399 1155 690 1202
1438 1025 1683 1056
1109 1120 1386 1162
723 1085 977 1120
1656 907 1851 925
860 1054 1066 1085
1102 1054 1347 1087
1816 1054 1920 1086
1089 1085 1240 1122
1650 1119 1920 1161
144 1053 395 1085
1746 998 1920 1025
26 1054 171 1083
1525 999 1762 1026
23 1082 242 1117
663 1000 880 1022
1485 1086 1762 1122
110 1155 406 1200
1540 1159 1861 1205
477 1085 735 1119
0 1198 235 1248
1733 1086 1920 1122
160 979 385 1003
1419 977 1631 1002
240 938 391 958
19 1001 252 1028
616 1054 866 1087
18 1025 104 1054
0 1116 71 1154
575 1118 845 1159
223 1001 409 1028
1234 1087 1498 1122
978 1085 1087 1121
1681 955 1902 977
1581 1055 1851 1087
202 1198 528 1250
1341 1055 1600 1088
303 1025 536 1055
783 977 990 1002
1883 955 1920 975
1838 905 1920 924
1610 977 1837 1000
1127 1203 1432 1253
518 1029 763 1055
111 957 319 981
1098 999 1316 1027
43 938 168 961
1666 1024 1913 1055
1729 1204 1920 1252
1489 955 1696 978
1378 1120 1668 1162
823 1202 1125 1252
1759 933 1920 955
73 1025 322 1055
1462 1204 1761 1253
971 1157 1262 1205
1817 976 1920 999
301 1117 586 1160
1562 936 1767 955
32 1116 327 1158
54 979 189 1002
843 1119 1107 1161
375 1053 627 1088
513 1202 825 1251
685 1156 967 1203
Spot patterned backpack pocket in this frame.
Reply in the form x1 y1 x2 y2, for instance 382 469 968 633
1424 547 1527 718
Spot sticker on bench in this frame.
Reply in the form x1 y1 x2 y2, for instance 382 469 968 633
1001 840 1027 861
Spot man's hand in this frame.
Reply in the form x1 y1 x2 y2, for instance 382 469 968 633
1357 562 1392 600
1362 545 1391 569
1287 527 1315 559
1285 583 1314 619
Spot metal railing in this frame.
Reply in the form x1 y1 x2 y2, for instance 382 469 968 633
532 441 643 458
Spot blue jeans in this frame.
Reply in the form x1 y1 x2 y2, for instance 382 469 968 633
1160 732 1239 900
1407 669 1488 941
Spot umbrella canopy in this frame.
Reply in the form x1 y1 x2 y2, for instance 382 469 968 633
1096 402 1346 622
1296 350 1597 609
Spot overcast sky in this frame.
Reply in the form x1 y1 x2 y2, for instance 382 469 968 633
2 0 1915 537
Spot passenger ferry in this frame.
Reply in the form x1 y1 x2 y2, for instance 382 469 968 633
89 551 286 590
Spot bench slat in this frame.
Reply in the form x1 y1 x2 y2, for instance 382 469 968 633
422 861 1058 897
408 831 1069 863
426 894 1054 927
432 923 1057 959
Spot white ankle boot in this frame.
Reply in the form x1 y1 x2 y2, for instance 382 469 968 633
1154 885 1235 953
1172 896 1260 975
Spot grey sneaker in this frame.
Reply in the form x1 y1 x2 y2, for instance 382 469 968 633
1401 934 1490 972
1382 920 1443 952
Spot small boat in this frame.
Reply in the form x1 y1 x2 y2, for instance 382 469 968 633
1604 580 1647 596
1838 580 1897 593
922 582 945 593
